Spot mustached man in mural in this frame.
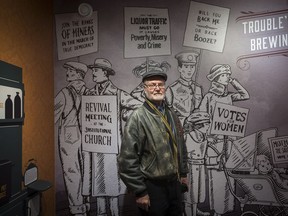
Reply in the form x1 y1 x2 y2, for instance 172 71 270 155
198 64 250 216
54 62 90 216
82 58 142 216
165 50 203 124
118 68 189 216
182 110 211 216
130 60 171 102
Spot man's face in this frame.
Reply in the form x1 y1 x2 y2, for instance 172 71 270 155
144 77 166 105
92 67 108 83
66 67 80 82
178 63 196 80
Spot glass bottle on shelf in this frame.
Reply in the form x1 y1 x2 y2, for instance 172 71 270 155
14 92 21 118
5 95 13 119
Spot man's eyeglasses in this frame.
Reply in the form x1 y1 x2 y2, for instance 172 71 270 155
144 83 165 90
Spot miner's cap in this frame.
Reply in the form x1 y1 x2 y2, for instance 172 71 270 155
63 61 88 74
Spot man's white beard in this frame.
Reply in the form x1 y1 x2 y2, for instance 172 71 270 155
149 94 165 102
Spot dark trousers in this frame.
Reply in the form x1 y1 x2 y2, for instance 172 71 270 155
139 178 183 216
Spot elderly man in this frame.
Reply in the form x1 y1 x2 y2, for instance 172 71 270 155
118 67 188 216
54 61 89 216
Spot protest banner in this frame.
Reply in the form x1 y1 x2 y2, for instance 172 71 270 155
183 1 230 52
269 136 288 164
124 7 171 58
55 12 98 60
211 102 249 137
81 95 118 154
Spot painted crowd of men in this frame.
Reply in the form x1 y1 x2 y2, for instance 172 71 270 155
54 50 249 216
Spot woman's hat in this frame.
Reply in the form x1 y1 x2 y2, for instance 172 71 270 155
207 64 231 81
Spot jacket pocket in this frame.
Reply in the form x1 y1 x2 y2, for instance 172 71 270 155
64 125 80 144
142 153 156 173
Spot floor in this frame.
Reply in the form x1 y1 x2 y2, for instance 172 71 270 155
55 190 274 216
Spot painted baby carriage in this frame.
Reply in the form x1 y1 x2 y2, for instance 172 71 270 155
223 128 288 216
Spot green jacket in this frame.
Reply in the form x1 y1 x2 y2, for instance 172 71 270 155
118 101 188 197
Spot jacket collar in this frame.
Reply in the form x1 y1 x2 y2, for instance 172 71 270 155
178 77 195 86
144 99 166 115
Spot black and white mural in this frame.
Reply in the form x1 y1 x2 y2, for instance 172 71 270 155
54 0 288 215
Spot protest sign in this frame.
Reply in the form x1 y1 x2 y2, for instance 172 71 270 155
269 136 288 164
124 7 171 58
211 102 249 137
82 95 118 154
184 1 230 52
55 12 98 60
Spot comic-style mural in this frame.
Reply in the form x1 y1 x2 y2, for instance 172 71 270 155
54 0 288 215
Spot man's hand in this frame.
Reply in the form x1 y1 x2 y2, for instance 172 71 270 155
136 194 150 211
180 177 189 193
181 177 188 186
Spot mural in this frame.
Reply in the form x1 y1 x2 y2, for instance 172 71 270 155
54 0 288 215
